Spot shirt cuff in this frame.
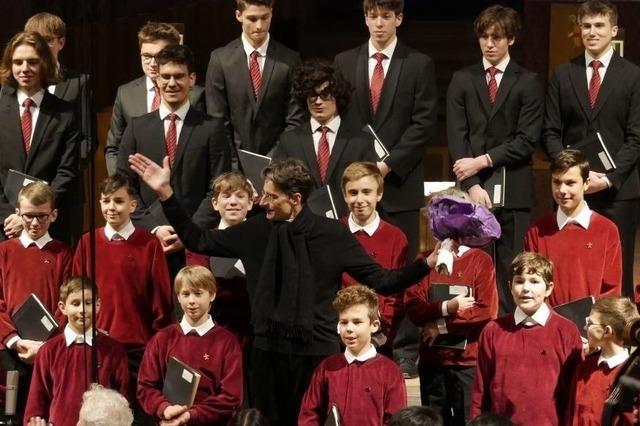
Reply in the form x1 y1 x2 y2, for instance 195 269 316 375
485 153 493 167
151 226 160 235
6 334 20 350
603 176 612 188
441 301 450 317
436 318 448 335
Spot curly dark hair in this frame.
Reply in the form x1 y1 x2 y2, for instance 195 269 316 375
291 59 352 117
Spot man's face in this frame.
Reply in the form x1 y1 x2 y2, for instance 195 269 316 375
12 44 43 94
236 5 272 48
344 175 382 226
510 272 552 316
259 179 296 221
580 13 618 58
156 61 195 110
365 7 402 50
140 40 170 80
478 25 514 66
99 187 137 231
17 198 57 240
551 166 588 217
338 303 379 357
42 34 65 62
212 189 253 226
307 81 338 125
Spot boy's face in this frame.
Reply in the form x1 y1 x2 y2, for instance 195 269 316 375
365 7 403 50
307 81 338 125
12 43 43 95
157 61 195 111
17 198 57 240
177 284 215 326
100 187 137 231
585 310 609 348
510 272 553 316
343 175 382 226
212 189 253 226
338 303 379 356
478 25 514 66
236 5 272 49
58 289 99 334
551 166 588 217
140 39 170 81
580 13 617 58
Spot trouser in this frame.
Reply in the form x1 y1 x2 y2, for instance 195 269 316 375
419 361 475 426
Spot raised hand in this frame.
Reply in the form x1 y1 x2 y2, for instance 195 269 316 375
128 154 174 200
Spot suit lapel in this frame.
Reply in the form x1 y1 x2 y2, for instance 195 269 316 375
568 56 592 120
472 63 492 117
302 123 322 186
374 43 404 125
256 43 276 111
355 44 372 125
174 108 196 169
0 88 26 167
26 93 54 170
132 77 149 117
490 62 519 119
592 53 622 118
230 39 257 111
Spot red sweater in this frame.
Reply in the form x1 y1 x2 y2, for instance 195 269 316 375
471 311 583 425
0 238 72 346
404 248 498 367
24 332 130 426
299 352 406 426
524 212 622 306
137 323 243 425
72 228 172 349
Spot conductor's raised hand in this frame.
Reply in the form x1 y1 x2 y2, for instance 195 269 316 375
128 154 174 200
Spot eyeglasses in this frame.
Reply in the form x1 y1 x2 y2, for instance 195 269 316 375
585 317 605 328
307 90 334 103
261 191 282 202
140 54 158 63
20 213 52 223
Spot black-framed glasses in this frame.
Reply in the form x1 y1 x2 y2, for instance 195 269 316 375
140 53 158 63
20 213 52 223
307 90 334 103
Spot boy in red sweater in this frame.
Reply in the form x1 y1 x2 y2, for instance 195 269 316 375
340 162 408 355
137 265 243 425
299 285 407 426
524 149 622 305
566 296 638 425
24 276 130 426
471 252 583 425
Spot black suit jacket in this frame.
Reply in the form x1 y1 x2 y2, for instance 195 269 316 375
335 41 438 212
0 87 80 242
205 37 304 156
447 60 544 209
544 53 640 200
55 68 96 160
116 107 231 231
272 122 376 217
105 76 206 175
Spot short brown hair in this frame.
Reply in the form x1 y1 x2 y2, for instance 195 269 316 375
137 22 180 48
341 161 384 194
18 181 56 209
99 174 135 197
593 296 639 341
363 0 403 15
511 252 553 289
174 265 217 295
60 276 98 303
578 0 618 26
262 158 314 203
333 285 379 322
236 0 274 11
0 31 61 88
211 172 253 200
474 5 521 40
24 12 66 38
550 149 590 182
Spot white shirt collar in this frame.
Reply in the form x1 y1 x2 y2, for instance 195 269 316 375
586 46 615 67
598 348 629 369
557 202 592 230
64 324 93 347
241 32 270 58
344 344 377 364
514 303 551 327
17 88 45 107
457 245 470 257
482 54 510 73
179 315 215 336
19 231 53 249
310 115 341 134
218 218 246 230
159 100 190 121
368 36 397 60
104 221 135 241
348 211 380 236
145 76 156 92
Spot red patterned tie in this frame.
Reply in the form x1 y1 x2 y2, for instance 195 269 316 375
165 113 178 168
487 66 499 104
370 52 386 115
317 126 331 183
249 50 261 98
589 60 602 109
151 85 161 111
21 98 34 154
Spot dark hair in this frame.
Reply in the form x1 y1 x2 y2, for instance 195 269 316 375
389 406 442 426
292 59 352 117
236 0 274 11
511 252 553 288
550 149 590 182
137 22 180 48
228 408 270 426
578 0 618 26
155 44 195 74
0 31 60 88
363 0 404 15
468 412 516 426
261 158 314 203
474 5 521 40
100 174 135 197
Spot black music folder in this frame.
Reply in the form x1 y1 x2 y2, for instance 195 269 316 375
429 284 473 350
209 257 245 280
4 170 45 208
362 124 390 161
570 132 616 173
484 166 505 208
553 296 595 338
307 185 338 220
237 149 271 192
11 293 58 341
163 356 202 407
324 404 341 426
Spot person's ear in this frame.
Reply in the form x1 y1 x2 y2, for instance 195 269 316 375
371 318 380 333
58 300 66 315
49 208 58 223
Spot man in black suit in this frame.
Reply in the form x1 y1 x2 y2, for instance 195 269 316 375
447 5 544 314
544 0 640 298
273 60 375 217
105 22 205 175
0 31 80 245
205 0 304 159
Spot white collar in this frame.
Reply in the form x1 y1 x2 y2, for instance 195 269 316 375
344 344 377 364
64 324 93 347
104 221 135 241
457 245 470 256
368 36 397 60
145 76 156 92
348 212 380 236
557 202 592 230
241 32 270 58
218 218 246 230
598 348 629 369
514 303 551 327
179 315 215 336
19 231 52 249
585 46 615 67
17 88 45 107
310 115 341 134
482 54 510 73
159 100 190 121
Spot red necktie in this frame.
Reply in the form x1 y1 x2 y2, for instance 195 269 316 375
151 85 161 111
165 113 179 168
249 50 261 98
589 60 602 109
487 66 499 104
317 126 331 183
370 52 386 115
21 98 34 154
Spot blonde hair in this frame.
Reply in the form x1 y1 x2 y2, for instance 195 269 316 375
18 181 56 209
24 12 66 38
174 266 217 295
341 161 384 194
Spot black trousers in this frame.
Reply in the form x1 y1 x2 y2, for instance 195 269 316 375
418 361 475 426
128 348 155 426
